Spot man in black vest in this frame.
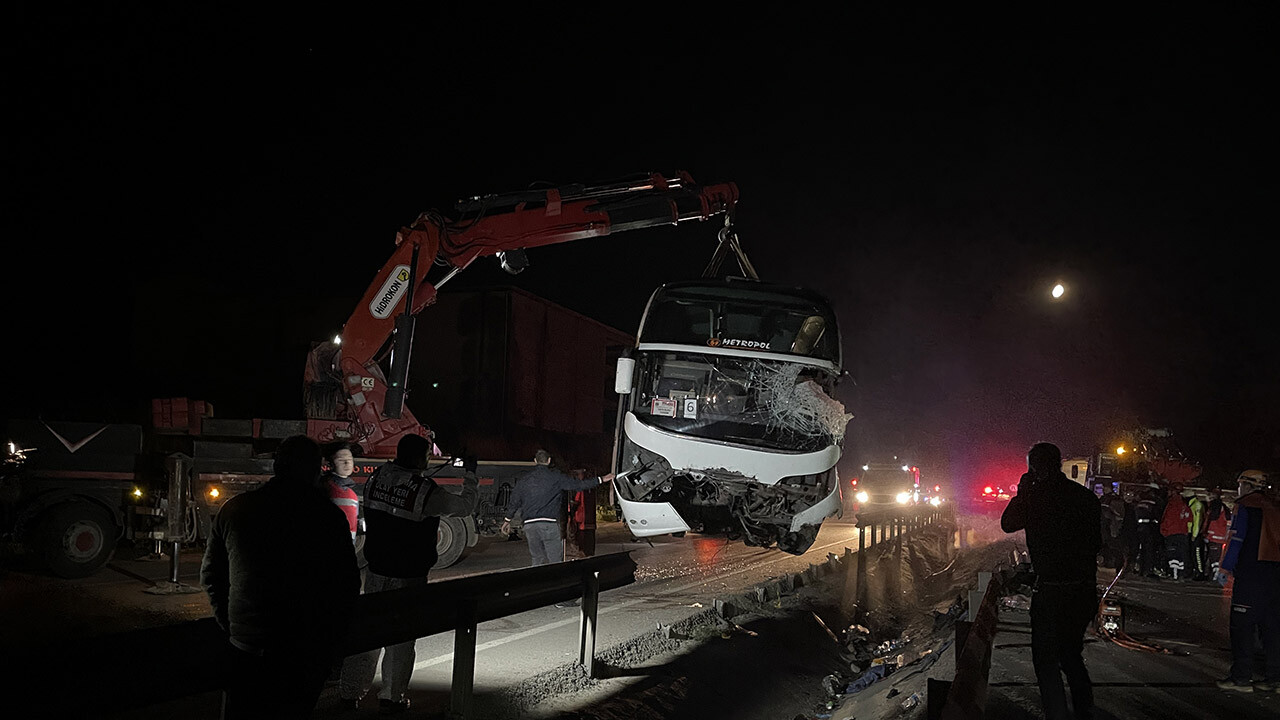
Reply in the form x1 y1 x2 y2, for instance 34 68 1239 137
338 434 478 714
1002 442 1102 720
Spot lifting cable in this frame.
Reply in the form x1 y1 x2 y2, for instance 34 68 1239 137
702 215 759 280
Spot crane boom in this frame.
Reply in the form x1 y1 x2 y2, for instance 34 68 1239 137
303 171 738 457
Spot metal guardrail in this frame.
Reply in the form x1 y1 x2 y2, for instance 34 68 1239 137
852 504 953 608
927 563 1019 720
15 551 637 719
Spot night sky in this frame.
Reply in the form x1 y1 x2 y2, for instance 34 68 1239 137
5 9 1277 489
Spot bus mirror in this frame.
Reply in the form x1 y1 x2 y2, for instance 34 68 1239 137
615 357 636 394
790 316 826 354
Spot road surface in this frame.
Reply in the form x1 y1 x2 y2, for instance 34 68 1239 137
2 516 874 718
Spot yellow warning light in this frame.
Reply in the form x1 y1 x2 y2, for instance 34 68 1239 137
133 487 143 498
1116 447 1125 455
209 487 221 499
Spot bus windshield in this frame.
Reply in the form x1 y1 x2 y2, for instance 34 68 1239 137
629 350 846 453
639 282 840 366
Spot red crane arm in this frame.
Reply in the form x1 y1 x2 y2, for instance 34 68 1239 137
305 171 737 457
341 172 737 370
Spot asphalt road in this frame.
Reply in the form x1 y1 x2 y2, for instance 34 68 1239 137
1 516 874 718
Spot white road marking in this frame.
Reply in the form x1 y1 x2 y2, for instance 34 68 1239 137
412 531 861 670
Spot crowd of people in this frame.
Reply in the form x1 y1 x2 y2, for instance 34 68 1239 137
200 434 609 718
1005 445 1279 718
1096 475 1237 582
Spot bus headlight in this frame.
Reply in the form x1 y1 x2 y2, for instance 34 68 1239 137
855 491 869 504
895 491 912 505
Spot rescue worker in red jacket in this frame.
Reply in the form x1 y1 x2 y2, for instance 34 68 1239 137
1159 487 1193 580
323 441 360 543
1203 489 1233 578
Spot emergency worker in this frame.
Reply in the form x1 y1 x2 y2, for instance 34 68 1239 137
338 434 479 714
1002 442 1101 720
1160 488 1192 580
1120 489 1140 571
1204 489 1232 577
1186 490 1207 580
501 450 613 571
324 441 359 543
1134 487 1162 576
1099 485 1126 570
1216 470 1280 693
200 435 360 718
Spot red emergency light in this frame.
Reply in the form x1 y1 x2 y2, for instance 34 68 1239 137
983 486 994 495
934 485 941 492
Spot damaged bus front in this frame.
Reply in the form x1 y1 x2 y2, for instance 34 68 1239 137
612 279 849 555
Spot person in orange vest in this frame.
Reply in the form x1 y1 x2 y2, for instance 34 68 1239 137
323 442 360 543
1159 486 1192 580
1215 470 1280 693
1204 489 1233 578
321 441 361 686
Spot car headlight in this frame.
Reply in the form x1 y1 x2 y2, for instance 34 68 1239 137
855 490 869 504
930 496 942 506
895 491 912 505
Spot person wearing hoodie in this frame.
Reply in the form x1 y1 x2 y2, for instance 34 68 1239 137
1216 470 1280 693
1002 442 1103 720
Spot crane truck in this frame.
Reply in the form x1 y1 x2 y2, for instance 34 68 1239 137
0 172 739 578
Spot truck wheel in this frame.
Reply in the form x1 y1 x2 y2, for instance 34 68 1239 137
39 502 118 579
433 516 468 569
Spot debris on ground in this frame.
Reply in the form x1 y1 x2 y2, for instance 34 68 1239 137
821 672 847 698
900 691 921 709
844 662 890 694
1000 593 1031 611
931 595 965 629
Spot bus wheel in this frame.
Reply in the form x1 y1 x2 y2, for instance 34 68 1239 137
39 502 118 578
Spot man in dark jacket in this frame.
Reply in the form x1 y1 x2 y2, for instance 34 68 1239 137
1002 442 1102 720
501 450 613 568
200 435 360 719
339 433 479 713
1133 487 1163 576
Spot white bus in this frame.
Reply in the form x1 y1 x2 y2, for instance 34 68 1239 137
611 278 848 555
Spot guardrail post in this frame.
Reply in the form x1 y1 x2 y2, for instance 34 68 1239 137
450 603 478 720
857 525 868 608
928 677 952 720
578 570 601 678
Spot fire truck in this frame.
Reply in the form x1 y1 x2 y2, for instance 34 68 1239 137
0 172 739 578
